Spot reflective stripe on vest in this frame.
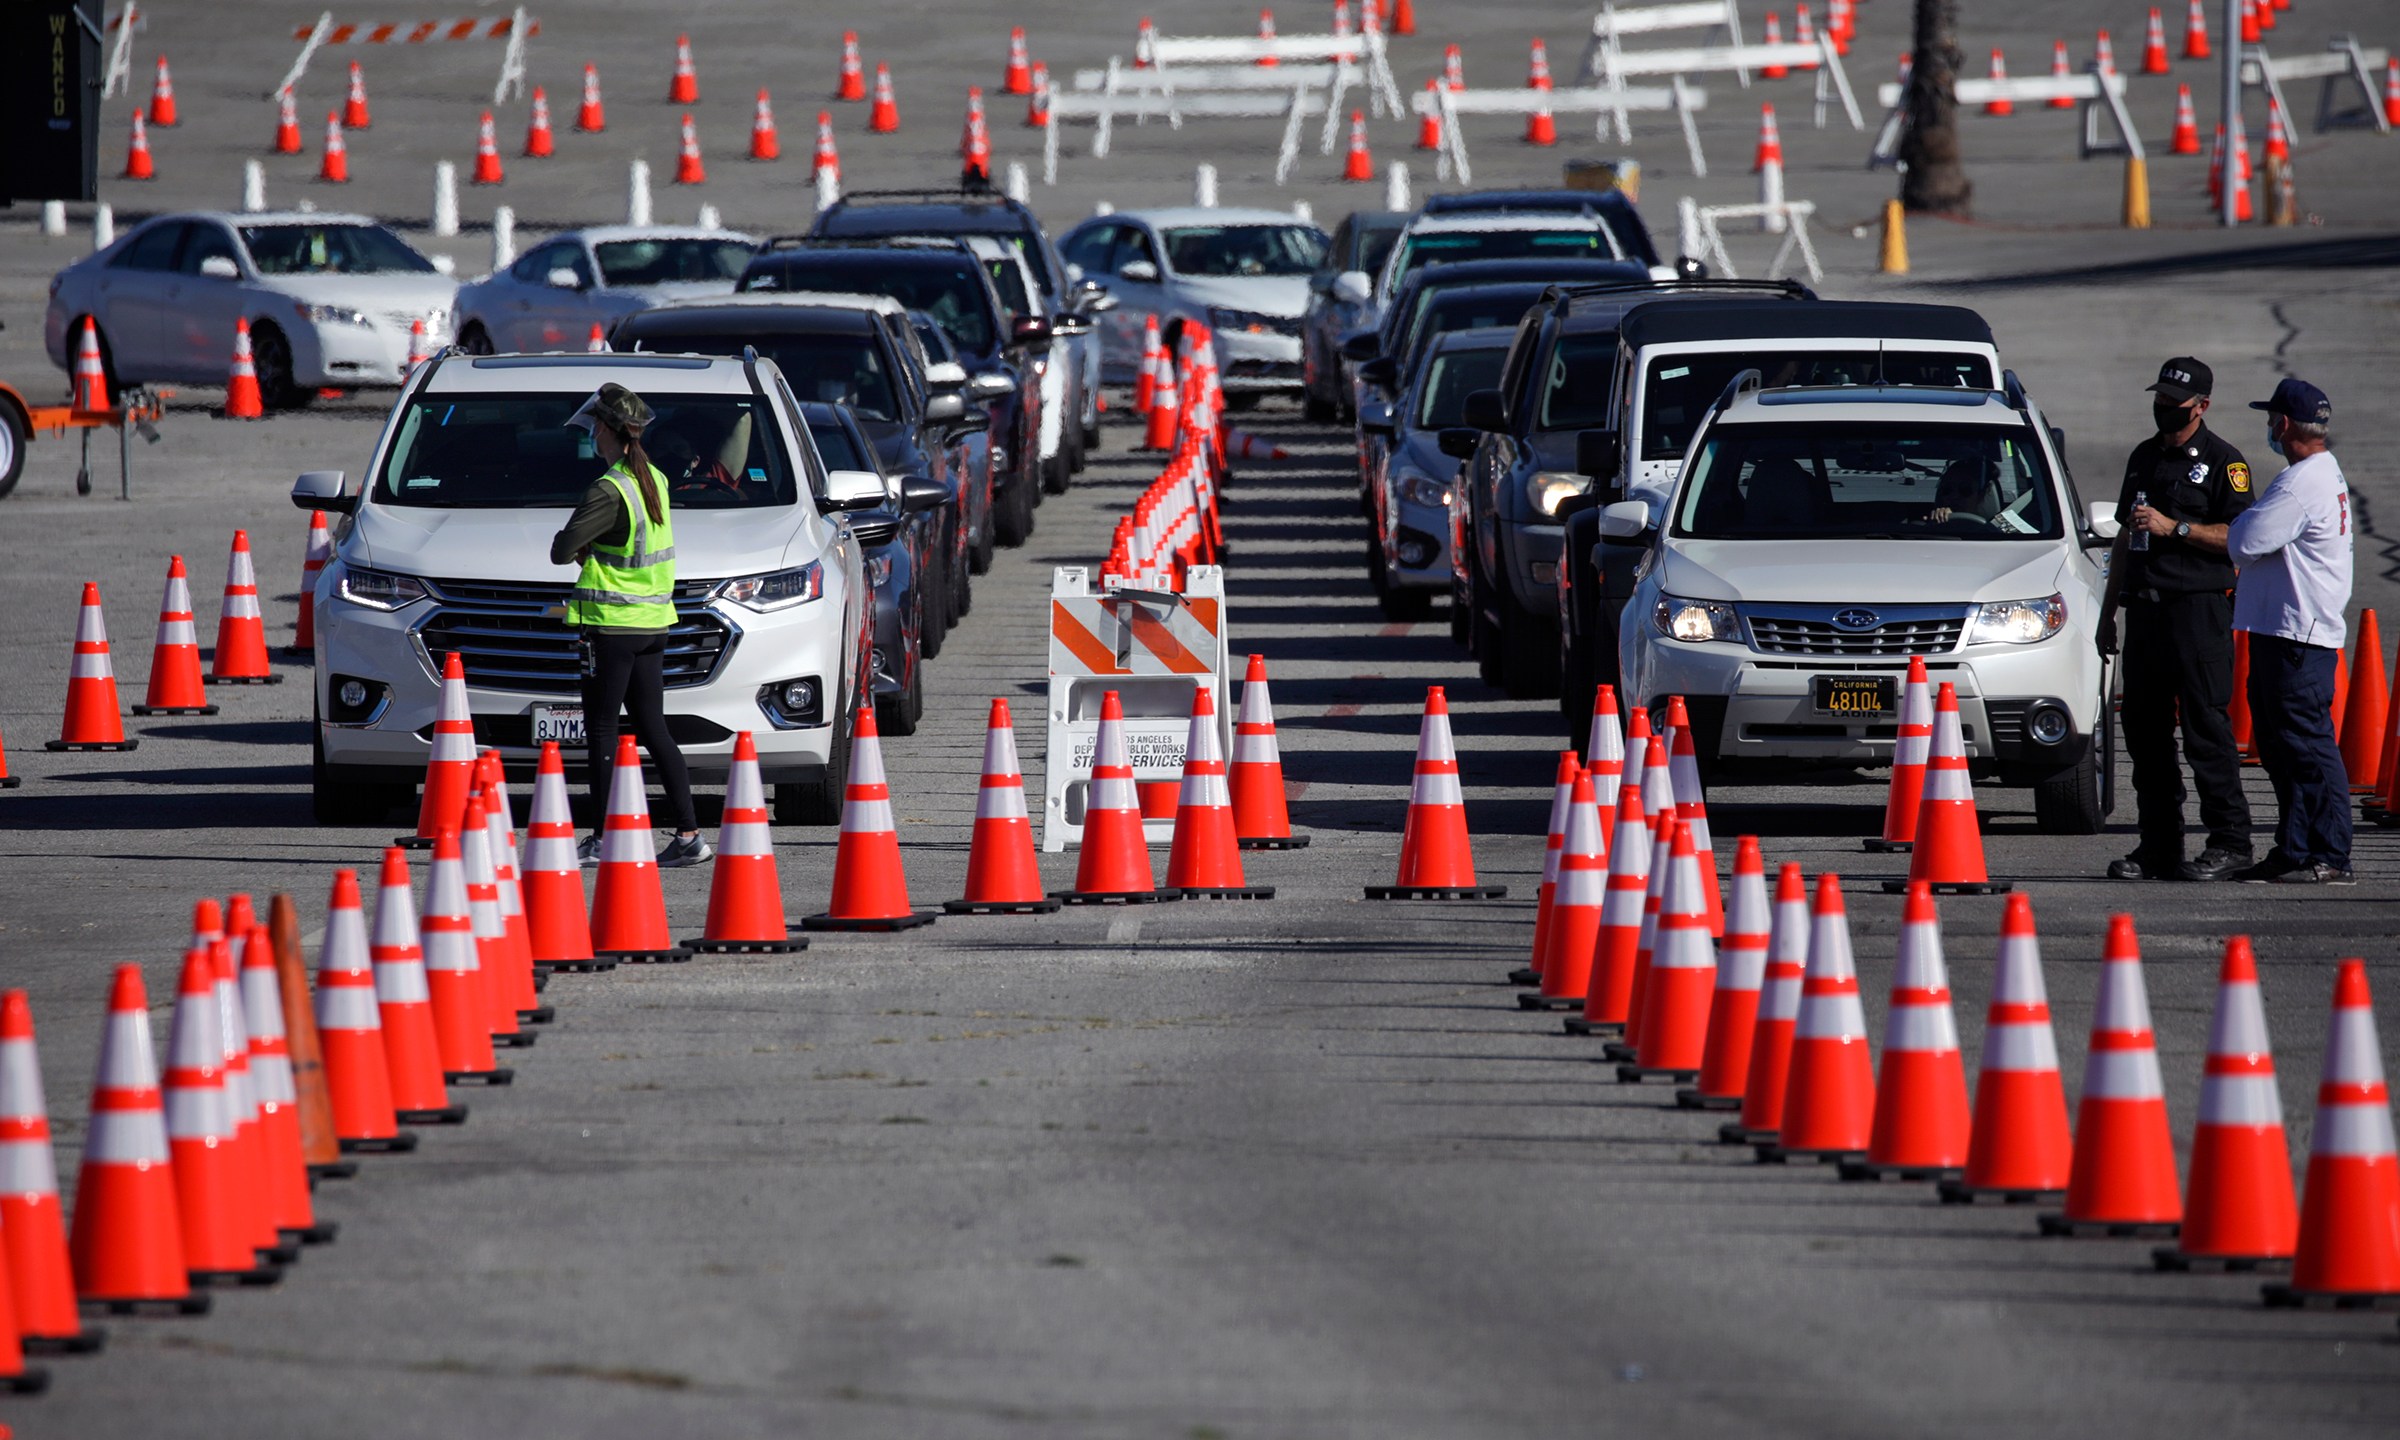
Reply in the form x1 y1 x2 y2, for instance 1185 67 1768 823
567 462 677 629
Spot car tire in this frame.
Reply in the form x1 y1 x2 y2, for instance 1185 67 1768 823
1041 448 1071 496
312 723 413 826
920 552 947 660
1501 615 1561 700
774 706 850 826
994 479 1033 546
457 322 496 356
1379 586 1434 623
1083 414 1102 452
249 323 313 411
0 393 27 500
1303 389 1336 422
2033 746 2105 836
969 506 996 574
1560 641 1595 739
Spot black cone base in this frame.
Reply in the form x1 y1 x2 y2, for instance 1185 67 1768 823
517 1006 556 1025
1563 1016 1621 1038
446 1067 515 1086
132 704 218 716
2037 1213 2180 1238
1937 1180 2062 1205
203 674 283 686
1880 878 2012 895
1676 1089 1742 1111
0 1367 49 1394
595 947 694 962
1862 838 1911 853
282 1220 340 1246
1507 966 1539 987
190 1262 283 1288
337 1130 419 1154
2259 1284 2400 1309
493 1030 538 1048
82 1292 211 1317
943 897 1063 915
394 835 435 850
307 1160 360 1180
801 911 939 931
1839 1159 1963 1182
1754 1143 1865 1165
684 935 812 952
1616 1064 1698 1084
47 739 138 752
1174 885 1275 900
536 957 617 973
1719 1123 1775 1145
1238 835 1310 850
22 1325 106 1355
2152 1248 2288 1273
1516 993 1581 1011
1364 883 1507 900
396 1104 469 1125
1053 890 1180 906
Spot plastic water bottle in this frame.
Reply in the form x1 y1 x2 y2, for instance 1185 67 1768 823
2129 490 2150 552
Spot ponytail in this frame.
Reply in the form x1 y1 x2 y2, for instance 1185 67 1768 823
613 424 665 524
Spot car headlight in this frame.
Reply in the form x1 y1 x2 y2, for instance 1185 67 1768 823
1208 305 1280 335
336 566 428 610
1397 472 1450 508
864 552 894 587
299 303 373 328
1969 593 2068 645
1527 470 1587 518
1652 596 1740 644
713 562 825 611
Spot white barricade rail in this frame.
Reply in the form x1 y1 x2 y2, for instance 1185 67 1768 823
1054 58 1352 184
103 3 143 100
1687 198 1822 281
2239 37 2391 135
1869 65 2141 167
276 7 535 103
1576 0 1749 87
1044 566 1230 851
1598 35 1860 140
1419 78 1708 182
1143 29 1404 119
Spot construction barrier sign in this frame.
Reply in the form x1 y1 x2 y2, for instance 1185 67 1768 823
1043 565 1228 850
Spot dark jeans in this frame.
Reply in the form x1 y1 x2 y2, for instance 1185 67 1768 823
580 629 697 833
2120 591 2250 860
2246 632 2352 870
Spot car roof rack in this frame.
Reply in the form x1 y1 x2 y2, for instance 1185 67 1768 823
1715 368 1767 412
820 184 1021 208
758 233 970 253
1544 277 1813 305
2001 368 2031 412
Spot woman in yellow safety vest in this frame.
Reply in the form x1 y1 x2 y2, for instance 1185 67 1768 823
550 383 712 868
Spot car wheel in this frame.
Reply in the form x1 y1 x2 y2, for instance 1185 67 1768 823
969 505 996 574
994 478 1032 546
1223 392 1261 413
1501 615 1560 700
2033 746 2105 835
0 394 27 500
1303 389 1336 422
919 554 947 660
1041 448 1070 496
250 323 313 411
951 532 973 619
774 704 850 826
1560 641 1595 742
1472 574 1506 686
1379 585 1433 623
458 322 496 356
312 721 411 826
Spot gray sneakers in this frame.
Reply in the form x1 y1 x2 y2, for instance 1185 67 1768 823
658 832 715 868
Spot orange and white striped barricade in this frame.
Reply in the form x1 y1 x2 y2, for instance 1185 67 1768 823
278 9 537 108
1043 565 1228 852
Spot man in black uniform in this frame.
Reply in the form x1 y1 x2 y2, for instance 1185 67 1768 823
2096 357 2255 880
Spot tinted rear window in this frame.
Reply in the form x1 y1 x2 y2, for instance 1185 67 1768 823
1641 349 1996 459
743 259 995 353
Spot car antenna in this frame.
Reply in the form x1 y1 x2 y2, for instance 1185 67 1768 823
1873 341 1887 388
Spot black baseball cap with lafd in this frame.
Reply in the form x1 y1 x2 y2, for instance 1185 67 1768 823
2249 376 2332 425
2146 357 2212 402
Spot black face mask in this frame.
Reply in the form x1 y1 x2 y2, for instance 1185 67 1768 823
2154 399 2196 434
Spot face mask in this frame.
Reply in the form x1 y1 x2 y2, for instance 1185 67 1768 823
2154 400 2193 433
2267 420 2285 457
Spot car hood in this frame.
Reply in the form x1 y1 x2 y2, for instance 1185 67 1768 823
350 503 816 582
253 273 462 313
1170 274 1310 318
604 279 741 305
1393 429 1457 481
1657 540 2069 606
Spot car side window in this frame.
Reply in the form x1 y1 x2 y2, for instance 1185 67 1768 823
180 225 240 277
508 244 558 283
111 221 187 272
1112 226 1159 274
1058 224 1116 275
769 373 829 504
881 316 927 411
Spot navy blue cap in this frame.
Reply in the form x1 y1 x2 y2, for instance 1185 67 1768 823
2249 376 2331 425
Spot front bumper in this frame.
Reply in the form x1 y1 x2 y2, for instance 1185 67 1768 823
1215 330 1303 392
1498 520 1565 620
298 316 449 388
1384 495 1453 591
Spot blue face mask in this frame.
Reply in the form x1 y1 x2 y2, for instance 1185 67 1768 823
2266 420 2285 457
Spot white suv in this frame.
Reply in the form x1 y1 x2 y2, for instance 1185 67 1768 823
297 352 873 826
1607 374 2113 833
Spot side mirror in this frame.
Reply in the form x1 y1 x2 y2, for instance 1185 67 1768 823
1081 287 1119 314
1338 330 1382 363
1598 499 1653 543
924 360 968 390
823 468 888 511
1332 270 1373 305
547 267 583 290
1462 388 1508 434
1357 356 1398 391
1358 398 1395 438
2049 424 2070 459
1436 427 1479 461
291 469 355 514
1117 258 1160 284
901 474 947 514
970 370 1018 400
199 255 240 280
2085 499 2122 542
1049 311 1092 336
925 392 966 422
1008 314 1054 349
1065 261 1086 283
1576 429 1621 484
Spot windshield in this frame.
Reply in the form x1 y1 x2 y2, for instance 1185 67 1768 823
979 257 1032 318
1539 333 1622 431
374 392 795 510
594 238 755 286
745 262 994 354
1641 349 1996 460
805 416 870 472
241 223 435 275
1674 421 2062 541
1161 225 1326 277
1417 348 1509 429
1399 286 1546 374
636 332 899 422
1357 223 1403 279
1391 229 1611 290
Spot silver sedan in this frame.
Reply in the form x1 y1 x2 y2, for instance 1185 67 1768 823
454 226 758 355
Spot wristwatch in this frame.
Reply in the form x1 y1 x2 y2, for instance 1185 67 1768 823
2174 521 2192 539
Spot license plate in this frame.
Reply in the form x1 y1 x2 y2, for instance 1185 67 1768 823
532 705 586 745
1812 675 1896 718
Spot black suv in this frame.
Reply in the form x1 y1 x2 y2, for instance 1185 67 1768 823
1419 188 1666 272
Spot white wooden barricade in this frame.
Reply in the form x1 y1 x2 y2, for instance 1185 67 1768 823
1043 566 1230 852
274 7 531 104
102 3 142 100
1868 66 2140 166
1048 63 1336 183
1577 1 1749 87
1418 80 1709 183
1143 28 1405 119
1597 33 1860 141
2240 38 2391 135
1688 198 1822 281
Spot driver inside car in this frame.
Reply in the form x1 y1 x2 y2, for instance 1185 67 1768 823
1925 456 2001 525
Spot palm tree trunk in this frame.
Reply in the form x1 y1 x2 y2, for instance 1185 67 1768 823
1899 0 1972 215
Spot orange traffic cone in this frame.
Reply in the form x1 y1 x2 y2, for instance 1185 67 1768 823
1574 771 1652 1033
122 112 154 181
1761 12 1788 78
133 558 217 716
1867 656 1931 851
471 110 504 185
813 111 841 179
577 62 607 131
1890 683 2005 893
2155 937 2297 1269
1136 15 1160 66
273 87 303 154
1524 86 1555 145
668 33 699 104
2093 28 2117 75
1984 49 2013 116
1584 683 1625 810
674 112 707 184
2242 0 2264 39
341 60 371 128
749 88 781 161
1940 892 2074 1202
1681 837 1766 1110
2041 915 2181 1235
1144 353 1181 449
1367 687 1504 899
164 948 279 1285
235 924 334 1245
1165 686 1271 899
223 316 266 420
2332 648 2350 742
369 849 466 1124
0 727 16 788
869 63 901 133
1751 103 1783 173
474 761 543 1028
836 32 867 102
421 830 510 1085
1259 10 1282 66
2182 0 2210 60
313 870 415 1155
1340 110 1373 181
1231 655 1306 849
1393 0 1416 35
1026 63 1052 128
1842 883 1971 1180
320 112 349 183
2341 609 2387 790
287 508 331 659
586 736 691 957
1060 691 1170 905
1527 36 1552 89
404 317 431 376
1515 752 1581 987
948 699 1059 913
144 55 178 126
1664 698 1722 934
2263 959 2400 1306
1532 772 1605 1008
1757 874 1875 1164
1002 26 1034 94
2140 7 2171 73
69 965 206 1315
70 317 108 414
1793 3 1820 63
1415 80 1443 150
2264 97 2291 164
960 86 991 184
1620 820 1717 1083
521 743 602 974
806 707 937 928
690 732 807 950
49 583 136 753
1134 314 1162 412
402 653 475 848
2048 40 2075 108
2168 84 2201 154
460 787 538 1047
206 933 283 1274
1607 740 1677 1050
2386 59 2400 129
0 993 106 1351
205 531 278 685
1721 863 1810 1143
524 87 555 157
2374 655 2400 819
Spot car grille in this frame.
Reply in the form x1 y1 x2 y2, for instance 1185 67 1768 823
415 577 735 696
1746 613 1966 657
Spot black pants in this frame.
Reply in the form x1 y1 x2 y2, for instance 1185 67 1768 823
2120 590 2250 860
580 629 697 833
2246 632 2353 869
